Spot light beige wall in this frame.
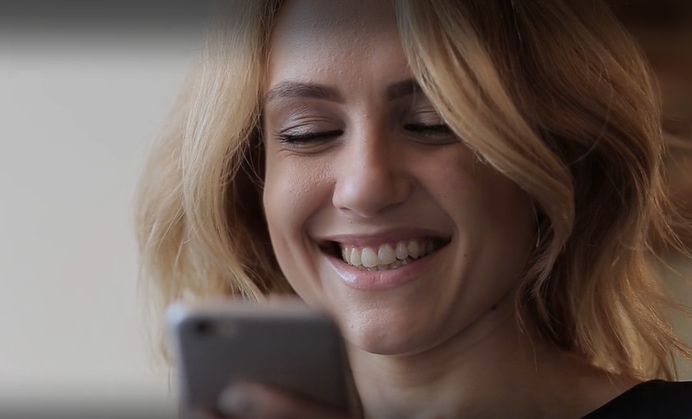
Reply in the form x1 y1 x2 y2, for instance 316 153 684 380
0 27 206 415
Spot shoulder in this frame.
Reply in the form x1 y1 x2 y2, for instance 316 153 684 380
583 380 692 419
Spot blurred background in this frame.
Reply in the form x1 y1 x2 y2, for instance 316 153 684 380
0 0 690 417
0 1 213 416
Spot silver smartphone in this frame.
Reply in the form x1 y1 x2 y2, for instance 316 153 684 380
166 299 353 414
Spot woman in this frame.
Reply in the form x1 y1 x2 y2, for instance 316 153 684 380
136 0 692 417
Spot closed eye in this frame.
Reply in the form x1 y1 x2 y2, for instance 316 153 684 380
403 122 458 145
277 129 343 144
404 123 452 134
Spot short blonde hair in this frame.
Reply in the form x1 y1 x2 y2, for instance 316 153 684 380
136 0 691 377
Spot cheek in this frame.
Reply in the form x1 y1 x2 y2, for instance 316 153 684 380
425 156 498 221
264 154 321 231
442 157 529 224
429 154 533 264
262 153 331 277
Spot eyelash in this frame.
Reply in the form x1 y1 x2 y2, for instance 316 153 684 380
276 123 452 144
277 129 343 144
404 123 452 135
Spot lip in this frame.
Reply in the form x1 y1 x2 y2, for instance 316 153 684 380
321 239 448 291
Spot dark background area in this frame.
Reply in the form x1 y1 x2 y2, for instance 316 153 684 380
0 0 214 33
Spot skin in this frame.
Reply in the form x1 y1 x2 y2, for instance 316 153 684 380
263 0 533 362
214 0 639 417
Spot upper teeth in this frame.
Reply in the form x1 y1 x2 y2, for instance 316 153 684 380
340 239 437 270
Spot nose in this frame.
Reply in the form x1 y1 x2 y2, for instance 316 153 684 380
332 129 413 219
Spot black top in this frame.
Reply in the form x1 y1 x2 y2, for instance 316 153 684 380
583 380 692 418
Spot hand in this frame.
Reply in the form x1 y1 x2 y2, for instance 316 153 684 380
192 382 352 419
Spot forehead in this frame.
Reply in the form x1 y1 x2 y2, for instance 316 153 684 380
267 0 407 86
271 0 399 41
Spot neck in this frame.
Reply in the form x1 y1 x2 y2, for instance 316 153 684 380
346 302 634 419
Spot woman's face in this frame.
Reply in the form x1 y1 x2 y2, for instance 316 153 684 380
262 0 534 355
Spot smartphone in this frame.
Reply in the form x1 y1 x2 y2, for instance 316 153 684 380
166 299 353 414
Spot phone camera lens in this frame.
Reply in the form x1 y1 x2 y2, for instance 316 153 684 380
194 320 213 336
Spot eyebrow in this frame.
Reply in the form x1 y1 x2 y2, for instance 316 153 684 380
264 78 421 104
386 78 421 101
265 82 343 104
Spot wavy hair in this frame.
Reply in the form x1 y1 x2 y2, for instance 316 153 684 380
136 0 691 377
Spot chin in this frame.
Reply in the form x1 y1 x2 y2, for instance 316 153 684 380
337 306 438 356
347 329 440 357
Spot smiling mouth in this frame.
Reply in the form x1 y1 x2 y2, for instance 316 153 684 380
321 238 450 271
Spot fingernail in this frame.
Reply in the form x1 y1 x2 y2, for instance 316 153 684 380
218 385 255 415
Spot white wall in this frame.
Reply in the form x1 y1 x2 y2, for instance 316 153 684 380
0 14 208 415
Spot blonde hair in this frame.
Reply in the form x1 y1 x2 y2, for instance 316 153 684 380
136 0 691 376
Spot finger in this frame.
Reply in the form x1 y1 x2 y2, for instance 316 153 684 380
187 408 224 419
217 382 348 419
